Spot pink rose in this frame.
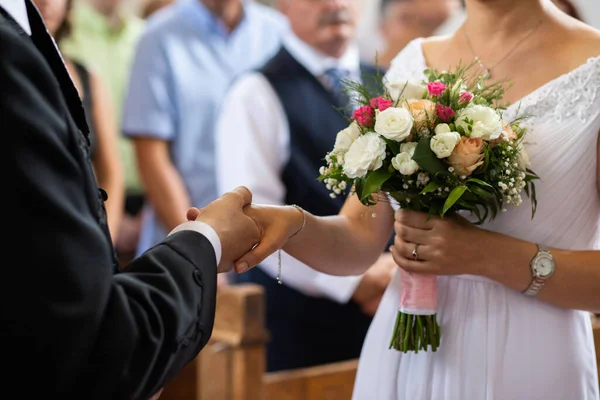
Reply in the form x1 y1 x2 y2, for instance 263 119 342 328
369 96 394 112
435 104 455 122
427 82 447 96
404 99 436 131
448 136 485 176
353 105 375 127
459 92 473 104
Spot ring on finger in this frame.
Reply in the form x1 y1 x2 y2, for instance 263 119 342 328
411 244 420 261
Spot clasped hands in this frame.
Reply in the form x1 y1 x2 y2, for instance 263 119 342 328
189 186 491 278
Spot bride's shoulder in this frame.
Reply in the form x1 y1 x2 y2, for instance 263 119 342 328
551 15 600 69
420 34 453 55
387 35 452 80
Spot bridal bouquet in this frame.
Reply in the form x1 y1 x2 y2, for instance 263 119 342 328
318 64 539 353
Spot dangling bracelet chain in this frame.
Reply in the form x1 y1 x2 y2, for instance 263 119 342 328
277 204 306 284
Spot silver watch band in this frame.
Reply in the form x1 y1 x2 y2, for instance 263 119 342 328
523 276 546 296
523 245 552 297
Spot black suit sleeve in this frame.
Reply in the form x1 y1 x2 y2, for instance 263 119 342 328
1 23 217 399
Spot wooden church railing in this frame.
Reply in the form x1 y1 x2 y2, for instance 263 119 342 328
159 286 600 399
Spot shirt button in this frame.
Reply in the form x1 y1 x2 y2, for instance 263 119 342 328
99 188 108 201
192 270 203 287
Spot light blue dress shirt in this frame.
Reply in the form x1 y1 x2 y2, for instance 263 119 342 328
122 0 288 255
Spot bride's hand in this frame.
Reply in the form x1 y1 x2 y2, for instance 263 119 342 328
186 204 303 272
231 204 304 273
390 209 491 276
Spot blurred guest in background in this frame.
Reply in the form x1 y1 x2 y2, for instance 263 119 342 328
379 0 461 67
35 0 124 242
60 0 146 262
122 0 288 260
216 0 396 372
141 0 172 18
552 0 581 20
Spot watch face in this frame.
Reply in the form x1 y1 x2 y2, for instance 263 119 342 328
535 255 555 277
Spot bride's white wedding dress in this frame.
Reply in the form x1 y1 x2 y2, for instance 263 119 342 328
352 38 600 400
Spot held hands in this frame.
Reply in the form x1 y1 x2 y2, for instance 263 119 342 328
233 204 304 273
390 209 489 276
187 187 261 273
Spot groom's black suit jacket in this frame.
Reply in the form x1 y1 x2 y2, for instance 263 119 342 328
0 2 218 398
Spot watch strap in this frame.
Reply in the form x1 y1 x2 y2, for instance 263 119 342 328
522 244 553 297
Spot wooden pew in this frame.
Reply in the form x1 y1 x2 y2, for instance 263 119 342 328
593 316 600 386
159 286 600 399
159 284 359 399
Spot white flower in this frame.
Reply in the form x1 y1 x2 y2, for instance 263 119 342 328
343 132 387 178
333 122 361 156
384 78 427 102
516 143 531 169
430 131 461 158
391 152 419 175
456 104 503 140
417 172 430 186
400 142 417 155
374 107 414 142
434 123 451 135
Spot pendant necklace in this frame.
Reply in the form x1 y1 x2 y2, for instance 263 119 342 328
463 19 543 80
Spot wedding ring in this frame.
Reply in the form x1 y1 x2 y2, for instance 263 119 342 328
412 244 420 261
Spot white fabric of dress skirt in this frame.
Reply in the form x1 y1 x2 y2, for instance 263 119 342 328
351 38 600 400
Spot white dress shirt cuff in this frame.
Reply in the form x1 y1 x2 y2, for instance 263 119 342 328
314 274 363 303
168 221 222 266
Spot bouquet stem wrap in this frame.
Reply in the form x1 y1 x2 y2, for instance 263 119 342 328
389 269 440 352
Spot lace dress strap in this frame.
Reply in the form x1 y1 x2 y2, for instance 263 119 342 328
507 55 600 124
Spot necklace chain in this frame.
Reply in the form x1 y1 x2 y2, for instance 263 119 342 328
463 20 543 79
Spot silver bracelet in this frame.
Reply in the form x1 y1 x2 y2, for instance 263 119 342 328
276 204 306 285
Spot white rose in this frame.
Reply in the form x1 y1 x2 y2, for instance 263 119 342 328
374 107 414 142
430 131 461 158
456 104 503 140
384 78 427 102
516 143 531 169
434 123 451 134
343 132 387 178
391 152 419 175
400 142 417 156
333 122 361 156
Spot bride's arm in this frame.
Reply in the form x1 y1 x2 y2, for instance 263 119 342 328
236 194 395 276
391 210 600 313
388 130 600 313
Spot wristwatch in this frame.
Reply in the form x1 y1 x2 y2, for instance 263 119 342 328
523 245 556 296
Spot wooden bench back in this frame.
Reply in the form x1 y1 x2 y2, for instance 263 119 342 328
593 316 600 386
160 287 600 399
159 284 359 399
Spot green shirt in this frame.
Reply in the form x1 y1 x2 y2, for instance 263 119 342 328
61 1 146 194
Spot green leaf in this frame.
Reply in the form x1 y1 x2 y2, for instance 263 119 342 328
480 144 490 173
412 137 446 175
468 185 495 198
354 177 366 203
383 138 400 155
530 182 538 219
420 181 441 194
458 200 484 224
466 178 494 188
360 169 393 202
442 185 467 216
427 201 442 220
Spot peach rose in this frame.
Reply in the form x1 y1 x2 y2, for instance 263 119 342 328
490 122 517 147
403 99 436 131
448 136 484 176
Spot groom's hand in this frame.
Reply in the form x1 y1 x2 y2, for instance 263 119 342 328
192 187 261 273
